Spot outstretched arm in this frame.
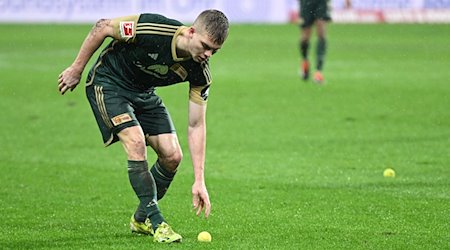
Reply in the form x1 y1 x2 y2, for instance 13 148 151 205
187 100 210 218
58 18 115 95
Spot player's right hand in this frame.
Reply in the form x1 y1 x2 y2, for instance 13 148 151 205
192 181 211 218
58 66 82 95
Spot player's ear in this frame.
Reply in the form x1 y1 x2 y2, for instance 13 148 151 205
188 27 195 37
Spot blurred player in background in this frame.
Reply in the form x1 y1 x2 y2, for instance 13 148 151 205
58 10 229 243
298 0 351 83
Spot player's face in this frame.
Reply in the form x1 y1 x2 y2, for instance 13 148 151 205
190 29 222 63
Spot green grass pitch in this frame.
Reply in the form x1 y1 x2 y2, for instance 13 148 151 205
0 23 449 249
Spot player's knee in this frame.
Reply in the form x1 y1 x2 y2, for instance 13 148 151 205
168 149 183 168
161 148 183 171
126 139 147 160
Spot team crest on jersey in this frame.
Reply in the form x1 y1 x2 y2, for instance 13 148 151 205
120 21 134 38
170 63 188 80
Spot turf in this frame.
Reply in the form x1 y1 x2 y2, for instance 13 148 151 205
0 23 449 249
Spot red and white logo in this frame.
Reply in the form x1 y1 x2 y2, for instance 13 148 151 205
120 21 134 38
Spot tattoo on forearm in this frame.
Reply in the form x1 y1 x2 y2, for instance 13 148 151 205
90 19 108 36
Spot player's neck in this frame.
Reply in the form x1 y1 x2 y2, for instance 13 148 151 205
175 30 190 58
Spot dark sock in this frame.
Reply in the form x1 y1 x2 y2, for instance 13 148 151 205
316 38 326 71
127 160 164 228
134 208 147 223
300 40 309 60
150 160 176 200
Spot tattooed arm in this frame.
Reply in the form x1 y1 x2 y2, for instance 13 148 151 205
58 19 115 95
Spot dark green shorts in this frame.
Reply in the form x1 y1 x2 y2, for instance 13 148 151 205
299 0 331 28
85 84 175 146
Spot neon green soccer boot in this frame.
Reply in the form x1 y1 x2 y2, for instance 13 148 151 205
130 215 154 236
153 222 182 243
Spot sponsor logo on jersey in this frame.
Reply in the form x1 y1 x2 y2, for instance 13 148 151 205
111 113 132 126
120 21 134 38
147 65 168 75
134 61 169 78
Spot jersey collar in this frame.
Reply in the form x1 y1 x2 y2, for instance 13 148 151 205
172 26 191 62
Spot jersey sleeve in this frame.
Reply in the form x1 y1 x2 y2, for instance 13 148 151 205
189 84 211 105
189 61 212 105
111 15 140 42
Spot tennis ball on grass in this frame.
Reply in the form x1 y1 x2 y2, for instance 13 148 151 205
383 168 395 178
197 231 212 242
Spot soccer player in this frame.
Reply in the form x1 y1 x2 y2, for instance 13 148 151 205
57 10 229 243
298 0 351 83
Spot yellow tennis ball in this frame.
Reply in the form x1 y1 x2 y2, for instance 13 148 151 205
383 168 395 177
197 231 212 242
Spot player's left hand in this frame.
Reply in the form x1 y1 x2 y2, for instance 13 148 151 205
192 181 211 218
58 66 82 95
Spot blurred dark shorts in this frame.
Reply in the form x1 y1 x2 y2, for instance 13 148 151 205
299 0 332 28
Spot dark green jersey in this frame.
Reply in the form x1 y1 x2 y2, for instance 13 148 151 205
86 13 211 104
